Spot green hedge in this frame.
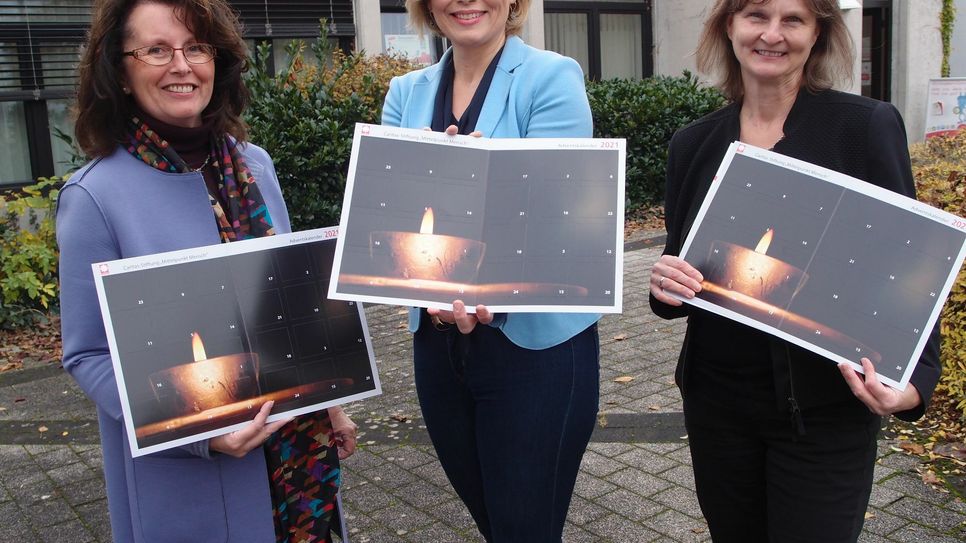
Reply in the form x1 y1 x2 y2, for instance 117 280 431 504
0 178 61 329
586 73 726 209
245 38 418 230
912 130 966 419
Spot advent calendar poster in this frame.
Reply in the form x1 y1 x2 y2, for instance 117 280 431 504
92 228 381 457
329 123 626 313
678 142 966 390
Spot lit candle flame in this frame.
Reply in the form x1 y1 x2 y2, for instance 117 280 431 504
754 228 774 254
191 332 207 362
419 207 434 234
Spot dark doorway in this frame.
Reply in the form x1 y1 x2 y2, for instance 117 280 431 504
862 1 892 101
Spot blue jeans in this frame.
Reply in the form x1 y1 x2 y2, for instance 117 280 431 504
413 313 599 542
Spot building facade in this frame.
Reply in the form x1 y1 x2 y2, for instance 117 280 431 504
0 0 952 187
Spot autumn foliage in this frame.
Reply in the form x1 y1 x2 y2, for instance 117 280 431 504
911 129 966 420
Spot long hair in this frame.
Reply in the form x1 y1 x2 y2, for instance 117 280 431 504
405 0 531 38
75 0 250 157
695 0 854 101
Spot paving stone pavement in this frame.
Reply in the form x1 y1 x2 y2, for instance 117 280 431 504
1 232 964 542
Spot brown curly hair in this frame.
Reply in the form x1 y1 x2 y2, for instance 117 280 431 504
74 0 250 157
695 0 854 101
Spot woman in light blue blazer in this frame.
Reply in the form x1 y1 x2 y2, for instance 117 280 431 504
383 1 600 541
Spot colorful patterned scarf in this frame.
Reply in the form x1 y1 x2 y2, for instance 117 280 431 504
125 116 275 242
125 118 340 542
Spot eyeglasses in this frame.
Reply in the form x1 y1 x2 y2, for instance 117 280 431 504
122 43 216 66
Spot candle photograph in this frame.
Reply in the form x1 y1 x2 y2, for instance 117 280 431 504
93 229 381 456
330 124 626 313
678 143 966 389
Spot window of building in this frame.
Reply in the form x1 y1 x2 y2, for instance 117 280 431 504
0 101 31 182
544 1 652 81
380 1 444 66
0 0 89 187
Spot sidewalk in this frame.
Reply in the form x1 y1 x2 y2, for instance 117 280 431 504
1 232 963 542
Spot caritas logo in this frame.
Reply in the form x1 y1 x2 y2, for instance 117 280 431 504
98 264 110 276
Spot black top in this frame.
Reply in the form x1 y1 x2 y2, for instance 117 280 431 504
650 88 942 422
136 109 224 207
432 45 505 134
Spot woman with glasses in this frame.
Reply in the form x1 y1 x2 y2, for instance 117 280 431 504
57 1 356 541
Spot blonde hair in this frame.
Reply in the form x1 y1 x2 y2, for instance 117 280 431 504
405 0 530 38
695 0 854 101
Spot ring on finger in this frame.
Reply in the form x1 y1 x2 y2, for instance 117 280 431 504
431 314 450 331
658 276 666 288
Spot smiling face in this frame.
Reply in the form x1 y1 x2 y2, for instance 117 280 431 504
428 0 514 52
727 0 820 90
121 2 214 128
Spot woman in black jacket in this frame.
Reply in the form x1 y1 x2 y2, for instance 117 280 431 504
648 1 941 541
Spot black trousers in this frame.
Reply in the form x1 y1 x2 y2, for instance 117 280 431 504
684 386 880 543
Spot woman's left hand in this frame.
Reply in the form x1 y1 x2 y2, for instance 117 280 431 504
839 358 922 415
328 406 358 460
443 125 482 138
428 300 493 334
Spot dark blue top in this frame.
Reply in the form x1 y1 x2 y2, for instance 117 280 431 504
432 45 506 134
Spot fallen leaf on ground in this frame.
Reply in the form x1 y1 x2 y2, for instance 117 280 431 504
613 376 634 383
864 512 875 520
648 405 660 411
390 414 410 423
61 431 69 437
691 527 705 534
597 413 608 428
921 470 941 485
38 426 48 433
899 442 926 455
932 442 966 462
0 362 22 372
612 334 627 341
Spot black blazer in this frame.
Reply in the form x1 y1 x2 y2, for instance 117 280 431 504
650 88 941 422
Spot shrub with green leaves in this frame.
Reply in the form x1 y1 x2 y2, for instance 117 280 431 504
244 31 418 230
586 72 726 210
911 130 966 419
0 177 61 329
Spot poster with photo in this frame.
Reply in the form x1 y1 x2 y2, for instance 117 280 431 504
677 143 966 390
93 227 381 457
924 77 966 139
329 123 626 313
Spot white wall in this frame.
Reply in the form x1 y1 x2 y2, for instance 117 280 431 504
651 1 706 78
892 0 944 141
950 0 966 76
353 0 383 55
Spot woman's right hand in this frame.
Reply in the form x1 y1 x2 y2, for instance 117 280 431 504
649 255 704 306
209 400 292 458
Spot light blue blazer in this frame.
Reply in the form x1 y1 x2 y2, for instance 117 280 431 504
382 35 601 350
